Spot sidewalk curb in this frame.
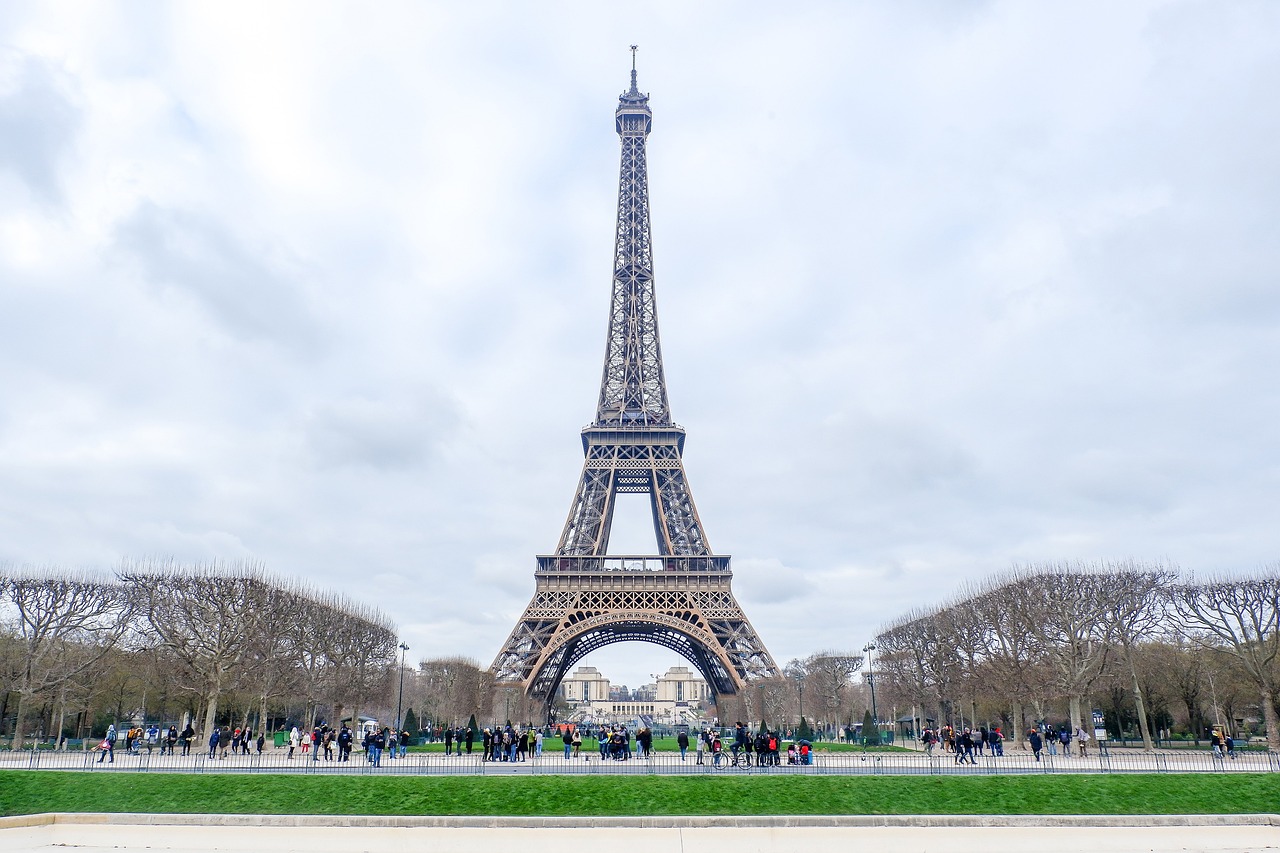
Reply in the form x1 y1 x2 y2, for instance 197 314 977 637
3 813 1279 830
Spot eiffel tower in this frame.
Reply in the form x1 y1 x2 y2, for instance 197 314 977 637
490 50 780 710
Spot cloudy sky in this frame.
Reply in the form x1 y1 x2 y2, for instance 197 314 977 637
2 2 1278 691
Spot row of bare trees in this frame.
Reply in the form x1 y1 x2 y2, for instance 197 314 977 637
873 561 1280 751
1 561 399 748
712 651 868 734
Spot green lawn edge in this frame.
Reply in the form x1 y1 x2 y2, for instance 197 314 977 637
2 771 1277 817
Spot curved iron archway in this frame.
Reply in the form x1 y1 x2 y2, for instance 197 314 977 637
527 617 737 710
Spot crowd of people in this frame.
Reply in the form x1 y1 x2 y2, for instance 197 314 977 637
919 724 1006 763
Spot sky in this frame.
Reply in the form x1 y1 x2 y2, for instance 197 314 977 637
2 1 1278 692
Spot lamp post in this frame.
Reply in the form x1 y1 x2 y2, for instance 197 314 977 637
395 642 409 731
862 643 878 744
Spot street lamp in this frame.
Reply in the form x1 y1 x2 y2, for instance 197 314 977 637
395 642 409 731
862 643 878 744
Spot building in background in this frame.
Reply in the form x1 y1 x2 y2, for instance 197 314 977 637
558 665 708 726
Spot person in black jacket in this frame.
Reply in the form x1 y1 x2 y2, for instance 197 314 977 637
677 729 689 761
1028 728 1043 762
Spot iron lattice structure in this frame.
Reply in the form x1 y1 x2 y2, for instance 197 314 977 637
491 56 780 709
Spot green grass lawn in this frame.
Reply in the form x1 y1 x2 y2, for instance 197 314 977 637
1 771 1277 817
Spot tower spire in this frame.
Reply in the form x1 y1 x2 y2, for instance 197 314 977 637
602 47 662 427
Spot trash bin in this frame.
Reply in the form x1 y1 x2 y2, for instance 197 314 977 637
274 732 287 748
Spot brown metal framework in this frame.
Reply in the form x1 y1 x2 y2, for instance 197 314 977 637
490 53 780 711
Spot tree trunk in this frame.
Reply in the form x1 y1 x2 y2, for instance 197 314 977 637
10 691 29 750
1068 694 1083 735
1129 661 1154 751
202 685 220 741
54 689 67 751
1262 687 1280 752
1010 703 1024 746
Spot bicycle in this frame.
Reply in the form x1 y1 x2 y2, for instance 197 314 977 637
712 750 752 769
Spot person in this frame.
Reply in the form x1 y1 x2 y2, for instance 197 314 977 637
465 726 474 755
711 734 723 767
180 723 194 756
385 729 397 760
400 730 410 759
677 729 689 761
1046 727 1058 756
1075 725 1089 758
444 726 453 756
482 727 493 761
921 727 935 755
1211 728 1224 758
1058 727 1072 757
256 731 265 754
731 722 746 764
695 729 705 764
955 728 974 765
208 727 220 759
97 724 117 763
338 724 352 762
799 741 811 765
1225 732 1236 760
1028 728 1043 762
288 726 299 759
301 728 311 755
562 728 572 759
572 728 582 758
991 727 1004 757
534 729 543 758
370 728 384 767
312 726 323 762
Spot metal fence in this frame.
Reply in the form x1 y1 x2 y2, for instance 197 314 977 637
4 744 1278 776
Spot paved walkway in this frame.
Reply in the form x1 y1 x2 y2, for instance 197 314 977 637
4 746 1276 776
3 814 1278 853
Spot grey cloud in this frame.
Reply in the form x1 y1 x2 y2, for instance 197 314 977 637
114 201 320 349
0 50 79 203
304 393 459 472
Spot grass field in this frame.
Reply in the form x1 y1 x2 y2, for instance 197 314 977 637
1 771 1277 817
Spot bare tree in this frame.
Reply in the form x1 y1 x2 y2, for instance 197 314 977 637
1 568 133 749
801 651 863 732
1098 562 1176 750
120 558 278 738
1170 571 1280 750
1006 563 1114 734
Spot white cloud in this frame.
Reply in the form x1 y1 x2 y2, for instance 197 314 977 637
1 1 1278 691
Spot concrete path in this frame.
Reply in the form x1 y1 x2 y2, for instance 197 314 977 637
2 814 1278 853
5 747 1276 776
